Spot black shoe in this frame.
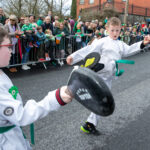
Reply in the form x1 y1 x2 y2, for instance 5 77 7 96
80 122 100 135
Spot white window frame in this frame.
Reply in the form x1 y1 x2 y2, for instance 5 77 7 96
80 0 84 4
89 0 94 4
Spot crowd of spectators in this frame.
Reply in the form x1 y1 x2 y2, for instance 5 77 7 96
0 7 149 72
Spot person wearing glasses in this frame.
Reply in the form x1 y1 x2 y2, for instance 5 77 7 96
4 15 22 72
0 27 72 150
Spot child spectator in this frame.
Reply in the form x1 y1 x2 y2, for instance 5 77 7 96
129 26 137 45
36 26 46 61
143 24 149 35
44 29 55 61
54 22 70 66
123 31 131 44
74 22 86 50
53 16 59 27
21 17 38 48
136 31 144 42
99 28 105 37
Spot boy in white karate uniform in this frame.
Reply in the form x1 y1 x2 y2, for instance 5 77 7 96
67 17 150 135
0 27 72 149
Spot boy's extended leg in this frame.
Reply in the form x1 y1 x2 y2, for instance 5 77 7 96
80 77 113 135
81 112 100 135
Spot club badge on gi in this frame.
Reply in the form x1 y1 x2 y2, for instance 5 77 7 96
4 107 14 116
76 88 92 101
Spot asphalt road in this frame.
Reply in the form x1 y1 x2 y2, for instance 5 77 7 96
5 51 150 150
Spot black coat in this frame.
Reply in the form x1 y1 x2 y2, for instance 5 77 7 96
41 22 53 33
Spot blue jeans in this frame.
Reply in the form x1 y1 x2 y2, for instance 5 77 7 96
22 51 29 64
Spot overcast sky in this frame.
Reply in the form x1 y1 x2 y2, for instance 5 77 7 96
60 0 72 15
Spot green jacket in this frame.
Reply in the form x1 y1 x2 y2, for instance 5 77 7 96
37 19 43 26
21 24 34 31
0 15 6 25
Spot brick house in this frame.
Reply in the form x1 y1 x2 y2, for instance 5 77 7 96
76 0 150 22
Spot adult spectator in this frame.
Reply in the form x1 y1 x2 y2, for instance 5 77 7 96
84 21 90 34
29 14 38 28
85 22 94 44
63 18 71 55
68 16 75 34
0 7 6 25
95 19 99 29
41 16 53 33
53 22 70 66
53 16 59 27
5 14 22 72
18 16 25 28
37 15 44 26
64 18 71 33
48 10 54 23
97 21 104 30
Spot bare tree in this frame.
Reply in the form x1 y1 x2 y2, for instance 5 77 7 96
1 0 71 19
40 0 56 15
2 0 23 17
2 0 46 17
54 0 70 17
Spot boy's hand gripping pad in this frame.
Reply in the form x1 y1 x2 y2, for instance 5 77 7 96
67 67 115 116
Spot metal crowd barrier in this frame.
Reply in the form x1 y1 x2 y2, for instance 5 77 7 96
120 35 144 45
8 34 144 69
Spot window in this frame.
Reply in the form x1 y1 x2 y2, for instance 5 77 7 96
89 0 94 4
80 0 84 4
107 0 112 2
122 0 126 1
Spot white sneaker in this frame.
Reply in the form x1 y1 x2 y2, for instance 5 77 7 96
22 65 31 70
60 60 64 66
57 59 61 65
